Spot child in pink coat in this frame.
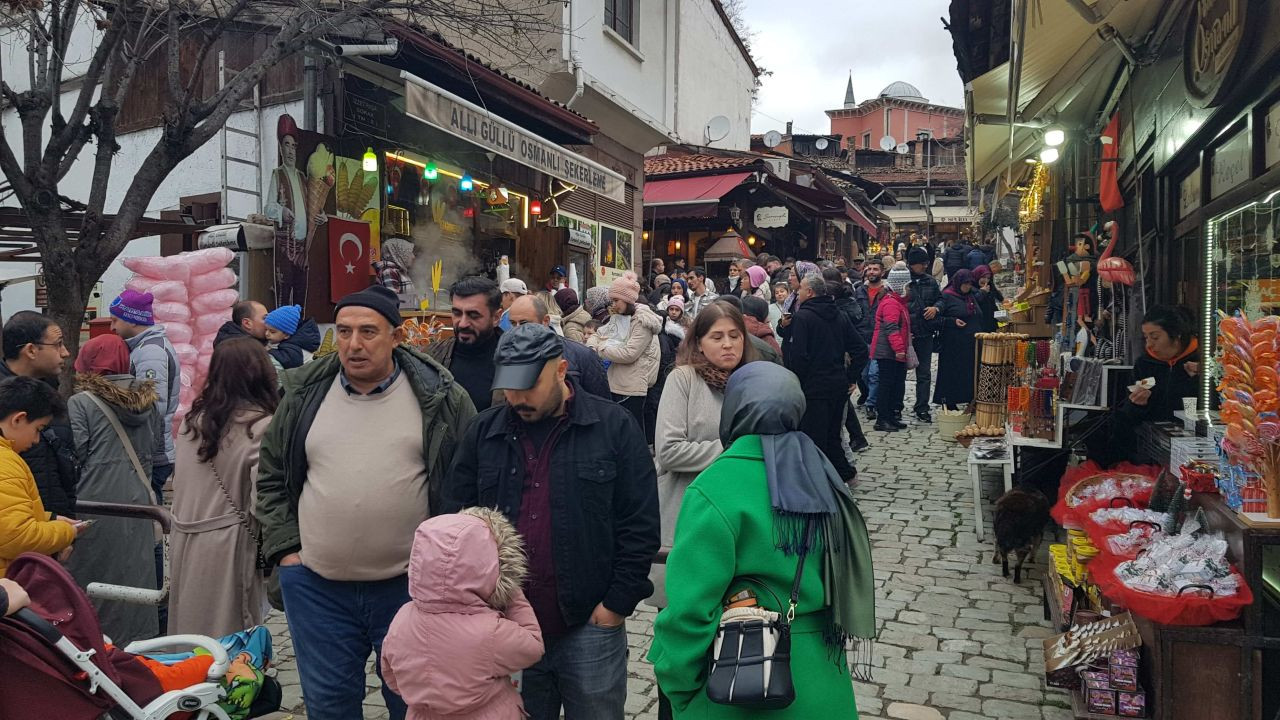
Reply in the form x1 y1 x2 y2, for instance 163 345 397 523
382 507 544 720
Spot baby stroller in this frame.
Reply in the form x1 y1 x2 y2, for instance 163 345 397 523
0 552 273 719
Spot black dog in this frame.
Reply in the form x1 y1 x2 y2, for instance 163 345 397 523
993 486 1051 584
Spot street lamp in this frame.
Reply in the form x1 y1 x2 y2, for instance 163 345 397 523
1044 128 1066 147
1039 147 1060 164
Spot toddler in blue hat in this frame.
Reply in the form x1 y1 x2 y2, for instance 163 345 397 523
262 305 320 371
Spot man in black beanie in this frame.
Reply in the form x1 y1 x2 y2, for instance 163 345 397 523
256 283 476 720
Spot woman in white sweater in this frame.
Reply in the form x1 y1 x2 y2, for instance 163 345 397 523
650 301 758 609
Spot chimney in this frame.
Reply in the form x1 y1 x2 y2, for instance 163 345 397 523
785 121 792 136
915 139 924 167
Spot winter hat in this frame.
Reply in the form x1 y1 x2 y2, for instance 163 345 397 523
264 305 301 336
583 285 611 316
74 333 131 375
745 265 769 289
667 296 686 312
554 287 580 315
109 289 155 326
886 264 912 296
973 265 993 282
907 246 930 266
653 273 671 288
609 271 641 304
335 285 402 330
499 278 528 295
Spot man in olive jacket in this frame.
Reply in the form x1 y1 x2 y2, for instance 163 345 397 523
255 285 475 720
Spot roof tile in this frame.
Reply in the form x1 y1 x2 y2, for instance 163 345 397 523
644 154 760 176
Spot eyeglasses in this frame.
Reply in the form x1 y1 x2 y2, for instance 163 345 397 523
32 340 67 350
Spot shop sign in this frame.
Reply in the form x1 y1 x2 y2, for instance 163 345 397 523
1265 103 1280 168
402 72 626 203
567 227 594 250
753 206 788 228
1210 129 1250 198
1183 0 1249 108
34 264 46 308
1179 170 1202 218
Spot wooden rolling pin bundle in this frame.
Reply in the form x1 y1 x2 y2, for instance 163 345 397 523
959 332 1031 439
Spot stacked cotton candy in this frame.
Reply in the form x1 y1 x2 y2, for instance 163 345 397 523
121 247 239 433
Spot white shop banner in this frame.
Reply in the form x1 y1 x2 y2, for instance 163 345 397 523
402 71 626 203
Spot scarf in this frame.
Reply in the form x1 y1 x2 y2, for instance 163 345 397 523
74 334 131 375
719 363 876 672
690 353 731 392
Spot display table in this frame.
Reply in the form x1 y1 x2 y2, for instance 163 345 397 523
967 439 1013 541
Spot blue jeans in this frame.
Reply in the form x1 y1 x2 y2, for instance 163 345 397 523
152 463 173 633
862 358 880 406
278 564 410 720
522 621 629 720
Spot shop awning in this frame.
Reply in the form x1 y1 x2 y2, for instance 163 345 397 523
931 207 979 224
703 232 753 261
642 172 753 206
845 203 878 235
881 208 929 224
966 1 1170 187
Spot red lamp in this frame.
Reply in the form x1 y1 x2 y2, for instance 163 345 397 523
529 199 543 216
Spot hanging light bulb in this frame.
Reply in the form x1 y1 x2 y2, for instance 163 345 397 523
362 147 377 172
747 235 756 246
675 240 682 250
464 206 476 218
529 199 543 216
1044 128 1066 147
1039 147 1060 164
460 174 474 192
642 231 649 241
423 161 438 181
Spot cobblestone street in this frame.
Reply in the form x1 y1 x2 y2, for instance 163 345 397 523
266 371 1068 719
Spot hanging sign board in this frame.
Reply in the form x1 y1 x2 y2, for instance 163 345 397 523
568 227 594 250
753 206 789 228
1210 129 1250 199
1265 103 1280 169
1179 170 1202 218
1184 0 1249 108
402 71 626 203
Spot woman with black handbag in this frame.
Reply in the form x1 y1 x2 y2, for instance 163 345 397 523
649 362 876 718
168 338 279 637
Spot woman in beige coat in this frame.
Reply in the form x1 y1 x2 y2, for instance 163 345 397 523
168 338 279 637
586 272 661 429
554 287 592 343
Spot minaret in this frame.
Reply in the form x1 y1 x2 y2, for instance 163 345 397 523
843 72 856 108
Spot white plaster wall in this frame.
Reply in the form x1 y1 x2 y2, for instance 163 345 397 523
673 0 754 151
570 0 670 130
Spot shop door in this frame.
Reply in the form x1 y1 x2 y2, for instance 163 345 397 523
517 225 568 292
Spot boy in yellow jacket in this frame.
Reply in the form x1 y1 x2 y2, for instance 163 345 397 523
0 376 80 575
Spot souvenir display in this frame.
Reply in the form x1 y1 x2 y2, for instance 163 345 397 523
1217 311 1280 518
1043 612 1141 690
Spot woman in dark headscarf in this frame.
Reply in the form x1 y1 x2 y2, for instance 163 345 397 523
934 268 981 409
649 362 875 719
972 265 1003 333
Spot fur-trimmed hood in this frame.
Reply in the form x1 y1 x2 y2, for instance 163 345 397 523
72 373 159 425
407 507 527 612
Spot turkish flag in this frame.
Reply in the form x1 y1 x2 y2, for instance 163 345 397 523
328 217 372 302
1099 113 1124 213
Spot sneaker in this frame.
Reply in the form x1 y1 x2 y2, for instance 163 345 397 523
865 407 878 421
873 421 899 432
849 438 871 453
891 419 909 430
915 411 933 423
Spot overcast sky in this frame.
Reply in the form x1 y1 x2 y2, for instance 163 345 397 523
740 0 965 136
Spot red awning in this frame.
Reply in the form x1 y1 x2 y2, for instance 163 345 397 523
845 204 878 235
643 172 753 206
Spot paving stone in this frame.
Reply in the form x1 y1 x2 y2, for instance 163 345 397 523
929 691 984 713
909 673 979 696
885 701 944 720
941 663 991 682
983 698 1045 720
992 668 1044 690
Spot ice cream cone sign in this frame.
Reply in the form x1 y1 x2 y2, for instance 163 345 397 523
303 143 336 252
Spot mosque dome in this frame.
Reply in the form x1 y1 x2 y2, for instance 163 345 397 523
878 81 928 103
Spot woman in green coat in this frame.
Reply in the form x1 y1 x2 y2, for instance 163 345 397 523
649 362 876 719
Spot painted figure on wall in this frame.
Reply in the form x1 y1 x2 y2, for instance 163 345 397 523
265 114 331 308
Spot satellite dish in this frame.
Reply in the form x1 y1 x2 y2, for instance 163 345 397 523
705 115 731 144
879 135 897 151
814 137 829 150
763 130 783 148
896 143 910 154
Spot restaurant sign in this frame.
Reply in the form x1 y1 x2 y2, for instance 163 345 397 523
402 71 626 203
1184 0 1250 108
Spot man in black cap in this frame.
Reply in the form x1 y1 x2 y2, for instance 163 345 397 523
441 323 659 720
907 245 943 422
507 294 610 398
255 284 475 720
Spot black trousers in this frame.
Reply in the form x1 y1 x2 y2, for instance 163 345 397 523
845 394 867 445
912 335 934 414
614 393 646 434
800 396 856 480
877 358 908 421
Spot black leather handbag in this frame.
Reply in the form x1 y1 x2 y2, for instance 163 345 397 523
705 518 813 709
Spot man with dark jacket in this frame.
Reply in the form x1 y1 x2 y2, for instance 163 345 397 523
853 258 887 418
943 237 975 279
213 300 269 347
0 312 76 517
255 285 476 720
779 273 868 481
824 269 870 453
906 247 943 422
441 323 658 719
426 276 504 412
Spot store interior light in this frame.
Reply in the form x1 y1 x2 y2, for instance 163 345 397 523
460 174 474 192
464 206 475 218
363 148 377 172
1039 147 1060 164
1044 128 1066 147
529 200 542 215
642 231 649 241
747 235 756 246
1025 157 1039 164
675 240 682 250
423 161 438 180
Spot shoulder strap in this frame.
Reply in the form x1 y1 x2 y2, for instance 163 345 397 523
787 517 816 623
84 392 153 502
134 336 179 402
